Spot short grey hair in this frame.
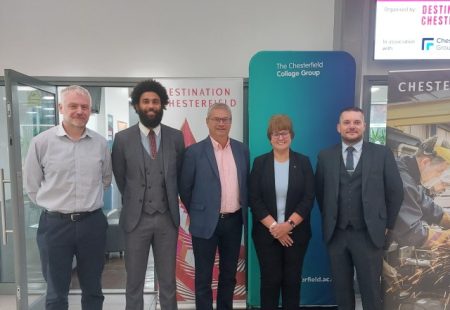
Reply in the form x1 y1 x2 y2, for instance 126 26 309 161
60 85 92 106
206 103 232 119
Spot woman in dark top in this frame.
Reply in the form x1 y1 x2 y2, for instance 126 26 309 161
249 114 315 310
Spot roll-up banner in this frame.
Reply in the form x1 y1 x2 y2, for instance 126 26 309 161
385 69 450 310
248 51 356 307
158 78 246 308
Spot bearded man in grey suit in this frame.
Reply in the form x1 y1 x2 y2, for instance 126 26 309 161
112 79 184 310
315 107 403 310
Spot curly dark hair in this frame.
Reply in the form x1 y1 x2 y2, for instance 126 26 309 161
130 79 169 110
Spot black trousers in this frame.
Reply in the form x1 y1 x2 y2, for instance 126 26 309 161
191 212 243 310
327 228 383 310
253 235 309 310
36 209 108 310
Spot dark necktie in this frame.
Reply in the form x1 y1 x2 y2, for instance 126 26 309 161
346 146 355 171
149 129 157 159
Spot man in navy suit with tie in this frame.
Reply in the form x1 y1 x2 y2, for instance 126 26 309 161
315 107 403 310
179 103 249 310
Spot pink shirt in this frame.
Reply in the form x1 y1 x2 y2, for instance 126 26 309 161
210 136 240 214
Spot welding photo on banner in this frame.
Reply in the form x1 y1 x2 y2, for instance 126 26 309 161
384 69 450 309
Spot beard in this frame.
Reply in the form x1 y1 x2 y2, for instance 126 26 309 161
136 107 164 128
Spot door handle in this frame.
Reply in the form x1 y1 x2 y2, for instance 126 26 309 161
0 168 13 246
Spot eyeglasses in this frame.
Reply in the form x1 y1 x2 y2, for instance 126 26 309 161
209 117 232 124
271 131 290 138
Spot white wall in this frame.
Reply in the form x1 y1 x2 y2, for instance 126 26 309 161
0 0 335 78
104 88 130 136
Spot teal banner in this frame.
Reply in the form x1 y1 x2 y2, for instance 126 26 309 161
248 51 356 306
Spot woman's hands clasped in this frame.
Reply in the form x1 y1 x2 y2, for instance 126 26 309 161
270 222 293 247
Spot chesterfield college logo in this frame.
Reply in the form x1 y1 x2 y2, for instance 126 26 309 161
422 38 434 51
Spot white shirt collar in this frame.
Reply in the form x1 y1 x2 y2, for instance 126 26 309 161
139 122 161 136
342 139 363 153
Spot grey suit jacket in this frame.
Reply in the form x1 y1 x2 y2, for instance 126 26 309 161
179 137 249 239
112 123 185 232
315 141 403 248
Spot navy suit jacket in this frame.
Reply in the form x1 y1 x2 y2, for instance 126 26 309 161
179 137 249 239
249 150 315 245
315 141 404 248
111 123 185 232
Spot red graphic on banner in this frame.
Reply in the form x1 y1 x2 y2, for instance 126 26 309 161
181 119 196 148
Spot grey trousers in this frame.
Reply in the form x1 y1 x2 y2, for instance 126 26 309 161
327 227 383 310
124 211 178 310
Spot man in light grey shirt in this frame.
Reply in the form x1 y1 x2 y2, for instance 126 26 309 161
24 85 112 310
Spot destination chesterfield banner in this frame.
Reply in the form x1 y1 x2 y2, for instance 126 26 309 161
160 78 245 307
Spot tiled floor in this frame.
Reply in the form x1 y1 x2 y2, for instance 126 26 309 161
70 253 154 290
0 253 364 310
69 293 157 310
0 294 251 309
0 293 157 310
0 294 360 310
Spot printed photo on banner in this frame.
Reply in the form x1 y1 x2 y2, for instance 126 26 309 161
384 69 450 310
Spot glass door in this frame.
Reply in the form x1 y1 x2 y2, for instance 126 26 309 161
368 85 388 145
0 84 16 294
4 69 58 310
362 76 388 144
